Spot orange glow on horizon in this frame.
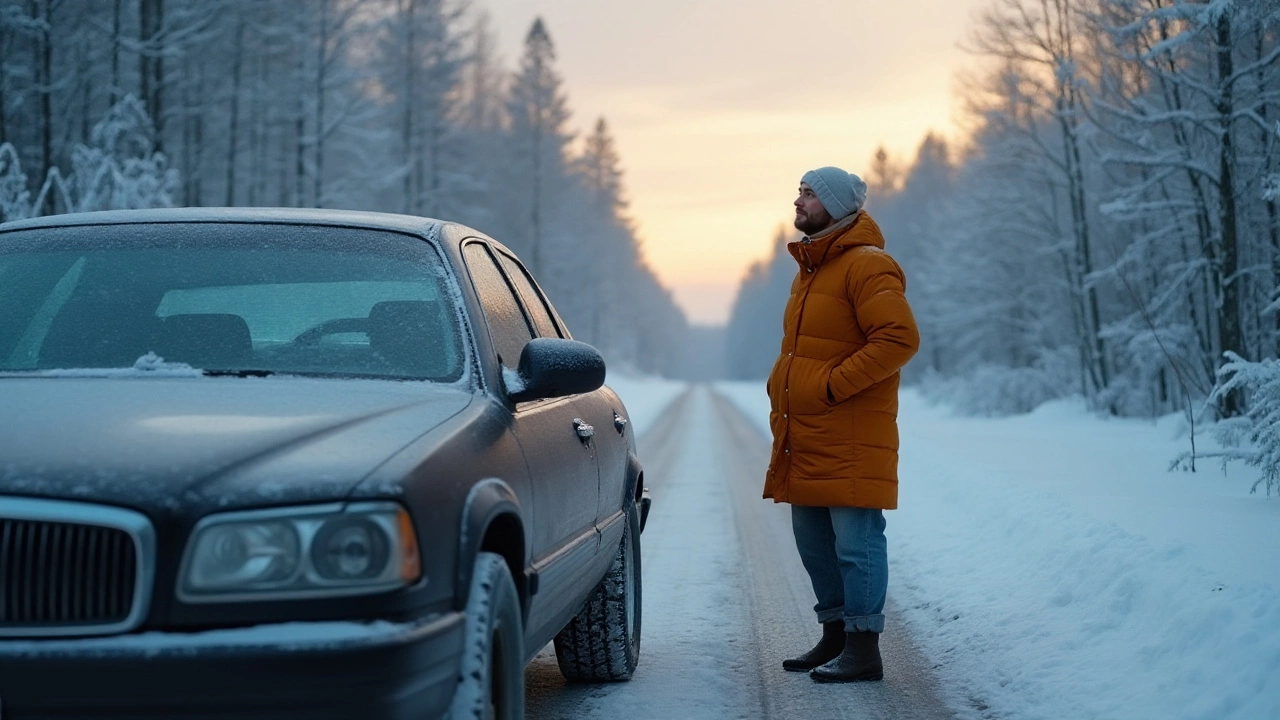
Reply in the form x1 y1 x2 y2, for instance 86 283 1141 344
485 0 991 324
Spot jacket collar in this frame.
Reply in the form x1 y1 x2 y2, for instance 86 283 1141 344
787 210 884 272
804 211 860 244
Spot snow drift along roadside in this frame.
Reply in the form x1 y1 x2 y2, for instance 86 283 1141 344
715 381 1280 720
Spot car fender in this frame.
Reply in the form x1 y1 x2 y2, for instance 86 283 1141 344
457 478 529 615
624 453 643 507
625 453 652 532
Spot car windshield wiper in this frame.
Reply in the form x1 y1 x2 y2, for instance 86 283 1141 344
202 368 277 378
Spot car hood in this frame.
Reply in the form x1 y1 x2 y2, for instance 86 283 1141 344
0 376 473 517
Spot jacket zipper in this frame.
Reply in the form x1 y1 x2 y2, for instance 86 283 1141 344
776 240 836 487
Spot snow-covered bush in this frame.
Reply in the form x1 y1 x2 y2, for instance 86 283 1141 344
66 95 179 212
1094 320 1205 417
1202 353 1280 496
918 346 1078 417
0 142 31 222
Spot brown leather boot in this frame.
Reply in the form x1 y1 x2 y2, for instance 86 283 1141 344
809 631 884 683
782 621 845 672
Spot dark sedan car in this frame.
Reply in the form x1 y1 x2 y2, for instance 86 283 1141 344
0 208 649 719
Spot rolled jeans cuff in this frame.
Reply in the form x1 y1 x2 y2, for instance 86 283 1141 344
845 613 885 633
815 607 844 625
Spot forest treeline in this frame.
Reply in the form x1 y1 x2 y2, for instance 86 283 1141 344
0 0 689 376
726 0 1280 491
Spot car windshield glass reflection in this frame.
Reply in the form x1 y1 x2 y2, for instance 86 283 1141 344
0 224 464 381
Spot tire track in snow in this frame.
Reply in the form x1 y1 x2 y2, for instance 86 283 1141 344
710 386 956 720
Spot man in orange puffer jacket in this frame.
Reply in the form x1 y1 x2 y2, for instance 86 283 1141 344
765 166 919 683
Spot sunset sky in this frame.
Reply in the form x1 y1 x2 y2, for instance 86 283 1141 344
483 0 992 325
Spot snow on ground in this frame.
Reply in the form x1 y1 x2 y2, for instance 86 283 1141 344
604 372 688 436
716 381 1280 720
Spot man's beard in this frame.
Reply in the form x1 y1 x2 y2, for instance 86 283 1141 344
794 209 834 235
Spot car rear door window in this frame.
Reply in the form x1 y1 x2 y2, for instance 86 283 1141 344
496 254 563 339
462 243 533 368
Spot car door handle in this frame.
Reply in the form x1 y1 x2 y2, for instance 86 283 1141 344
573 418 594 441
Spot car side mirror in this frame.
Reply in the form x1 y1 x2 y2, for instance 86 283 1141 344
506 338 606 403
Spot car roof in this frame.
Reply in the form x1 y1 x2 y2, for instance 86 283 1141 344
0 207 451 236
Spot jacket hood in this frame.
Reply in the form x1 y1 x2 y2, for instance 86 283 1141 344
788 211 885 272
0 376 473 517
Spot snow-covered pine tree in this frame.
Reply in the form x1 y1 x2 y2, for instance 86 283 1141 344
504 17 574 276
579 118 625 216
574 117 636 353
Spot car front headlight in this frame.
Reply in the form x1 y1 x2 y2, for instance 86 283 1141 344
178 502 421 602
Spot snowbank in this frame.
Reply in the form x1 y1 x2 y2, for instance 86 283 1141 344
715 381 1280 720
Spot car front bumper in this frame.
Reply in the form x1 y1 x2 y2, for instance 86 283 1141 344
0 612 464 720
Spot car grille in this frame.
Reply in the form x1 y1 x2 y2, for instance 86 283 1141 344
0 498 154 637
1 519 137 627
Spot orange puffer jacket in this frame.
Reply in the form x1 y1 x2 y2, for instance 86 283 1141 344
763 211 919 509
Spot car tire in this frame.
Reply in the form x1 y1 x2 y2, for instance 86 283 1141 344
447 551 525 720
553 502 642 682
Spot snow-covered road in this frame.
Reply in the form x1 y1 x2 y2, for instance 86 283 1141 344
525 385 953 719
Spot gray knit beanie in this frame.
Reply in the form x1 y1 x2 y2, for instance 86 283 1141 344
801 166 868 221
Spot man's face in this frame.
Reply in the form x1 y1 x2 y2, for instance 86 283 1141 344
794 183 834 235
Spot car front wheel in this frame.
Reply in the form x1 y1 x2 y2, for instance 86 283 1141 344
553 502 642 681
448 551 525 720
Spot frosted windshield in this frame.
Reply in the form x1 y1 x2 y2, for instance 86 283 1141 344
0 223 464 381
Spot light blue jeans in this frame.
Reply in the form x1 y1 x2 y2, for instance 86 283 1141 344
791 505 888 633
